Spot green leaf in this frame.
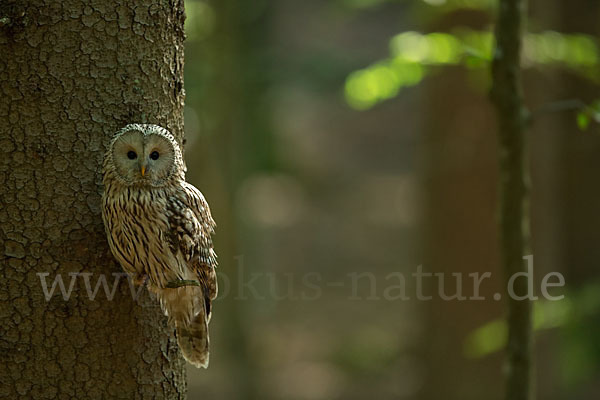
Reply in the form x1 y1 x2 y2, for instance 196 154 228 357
577 112 590 131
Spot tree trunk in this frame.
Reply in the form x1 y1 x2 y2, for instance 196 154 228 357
490 0 532 399
0 1 187 398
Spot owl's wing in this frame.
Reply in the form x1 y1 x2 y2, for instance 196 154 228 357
167 182 218 303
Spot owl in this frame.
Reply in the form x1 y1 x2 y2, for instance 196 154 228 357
101 123 217 368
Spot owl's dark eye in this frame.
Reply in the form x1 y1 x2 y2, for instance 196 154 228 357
150 151 160 160
127 151 137 160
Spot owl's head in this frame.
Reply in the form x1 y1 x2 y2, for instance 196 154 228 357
105 124 184 187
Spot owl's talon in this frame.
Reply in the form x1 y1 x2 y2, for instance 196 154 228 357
165 279 200 288
132 274 148 286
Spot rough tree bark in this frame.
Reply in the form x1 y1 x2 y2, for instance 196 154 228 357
490 0 532 399
0 1 187 398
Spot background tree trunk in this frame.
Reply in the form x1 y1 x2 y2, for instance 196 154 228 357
0 1 187 398
490 0 532 399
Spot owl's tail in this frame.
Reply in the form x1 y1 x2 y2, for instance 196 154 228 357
157 285 211 368
175 312 210 368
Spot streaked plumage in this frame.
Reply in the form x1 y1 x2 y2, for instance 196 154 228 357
101 124 217 368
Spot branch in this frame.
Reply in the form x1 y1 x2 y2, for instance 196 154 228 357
531 99 586 118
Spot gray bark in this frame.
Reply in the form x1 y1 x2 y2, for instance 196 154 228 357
0 1 187 398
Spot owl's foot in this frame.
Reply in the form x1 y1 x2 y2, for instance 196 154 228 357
165 279 200 288
131 274 148 286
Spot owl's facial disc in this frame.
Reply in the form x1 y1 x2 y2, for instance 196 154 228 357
142 133 176 183
111 129 176 185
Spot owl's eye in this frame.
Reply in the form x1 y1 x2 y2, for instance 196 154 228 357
150 151 160 160
127 151 137 160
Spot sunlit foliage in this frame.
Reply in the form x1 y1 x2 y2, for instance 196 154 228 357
463 298 573 359
576 100 600 130
463 281 600 388
346 30 600 110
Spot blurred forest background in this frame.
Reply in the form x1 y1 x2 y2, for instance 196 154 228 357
180 0 600 399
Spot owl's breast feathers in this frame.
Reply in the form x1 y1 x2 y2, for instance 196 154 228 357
102 177 217 298
102 181 177 286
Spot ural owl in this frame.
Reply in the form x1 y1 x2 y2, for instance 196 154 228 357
101 124 217 368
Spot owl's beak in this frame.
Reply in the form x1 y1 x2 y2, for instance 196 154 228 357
141 165 146 177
